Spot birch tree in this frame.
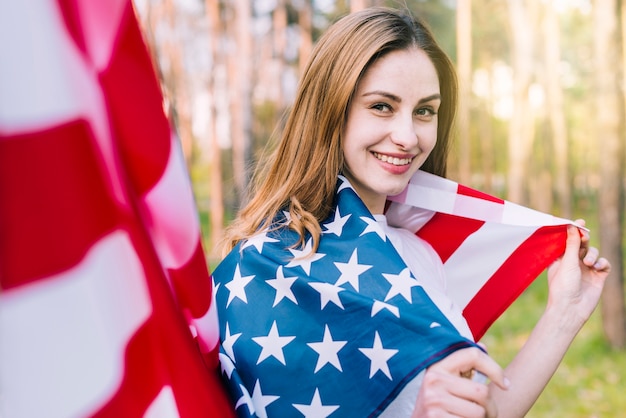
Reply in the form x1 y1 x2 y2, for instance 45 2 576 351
229 0 253 204
456 0 472 184
206 0 225 250
298 0 313 77
595 0 626 349
542 1 571 218
506 0 535 206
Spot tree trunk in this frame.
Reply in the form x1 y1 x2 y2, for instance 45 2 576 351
206 0 225 252
542 1 571 218
478 54 495 195
595 0 626 349
229 0 253 205
350 0 368 12
456 0 472 185
506 0 535 205
163 0 194 163
298 0 313 77
272 0 287 109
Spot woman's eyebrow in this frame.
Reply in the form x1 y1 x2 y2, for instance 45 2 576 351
362 91 441 105
362 91 402 102
418 93 441 104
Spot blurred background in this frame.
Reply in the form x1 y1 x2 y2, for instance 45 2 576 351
133 0 625 415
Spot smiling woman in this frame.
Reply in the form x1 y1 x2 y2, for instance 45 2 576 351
342 47 440 213
211 6 610 418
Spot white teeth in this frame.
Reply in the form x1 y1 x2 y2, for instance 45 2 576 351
373 152 412 166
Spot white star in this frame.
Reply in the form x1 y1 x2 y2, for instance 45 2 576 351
235 384 255 415
241 231 279 253
219 352 236 379
322 206 351 236
286 238 326 275
309 281 345 310
251 379 279 418
382 267 420 303
292 388 340 418
266 266 298 307
252 321 296 365
225 264 255 307
371 300 400 318
358 331 398 380
333 248 372 291
222 323 242 360
307 325 348 373
211 279 220 299
359 216 386 241
337 175 351 193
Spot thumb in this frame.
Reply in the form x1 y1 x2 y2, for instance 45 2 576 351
562 225 582 266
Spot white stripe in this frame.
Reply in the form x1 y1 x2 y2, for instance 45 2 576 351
384 202 435 233
0 1 129 206
0 231 152 418
393 171 575 227
503 201 571 226
408 170 458 192
453 194 504 223
144 386 179 418
191 287 221 353
144 136 201 269
404 182 456 214
72 1 127 71
0 1 103 136
444 222 535 309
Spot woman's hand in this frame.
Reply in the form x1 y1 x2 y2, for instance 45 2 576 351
412 347 509 418
546 219 611 329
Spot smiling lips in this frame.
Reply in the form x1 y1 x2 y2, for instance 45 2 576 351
372 151 413 166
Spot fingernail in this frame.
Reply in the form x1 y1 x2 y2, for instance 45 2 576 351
504 377 511 389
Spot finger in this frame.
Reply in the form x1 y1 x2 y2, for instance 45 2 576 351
572 219 590 259
582 246 599 266
430 347 510 390
593 256 611 273
564 224 583 264
420 371 490 418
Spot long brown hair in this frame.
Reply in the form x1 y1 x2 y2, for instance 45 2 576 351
220 7 458 255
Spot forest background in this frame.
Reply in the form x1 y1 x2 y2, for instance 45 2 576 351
134 0 625 415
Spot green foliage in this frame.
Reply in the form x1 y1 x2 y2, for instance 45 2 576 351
483 277 626 417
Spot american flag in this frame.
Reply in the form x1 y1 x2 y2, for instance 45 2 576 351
0 1 233 417
386 170 574 340
213 173 574 418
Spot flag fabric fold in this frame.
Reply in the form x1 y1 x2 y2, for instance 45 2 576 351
213 177 480 418
0 1 233 417
213 171 574 417
386 170 574 340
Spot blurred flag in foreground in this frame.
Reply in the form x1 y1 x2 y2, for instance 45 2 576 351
0 1 234 417
387 170 574 340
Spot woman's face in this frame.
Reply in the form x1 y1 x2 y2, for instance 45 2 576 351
342 47 440 214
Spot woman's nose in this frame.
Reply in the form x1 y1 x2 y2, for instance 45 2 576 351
390 114 417 149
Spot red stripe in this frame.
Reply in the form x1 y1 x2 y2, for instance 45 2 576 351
1 2 236 415
57 0 88 56
463 225 567 340
0 122 120 289
100 4 171 197
457 183 504 204
416 212 484 263
169 240 214 319
91 225 234 417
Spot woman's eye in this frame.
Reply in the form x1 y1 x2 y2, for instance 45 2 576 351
415 107 437 120
372 103 392 113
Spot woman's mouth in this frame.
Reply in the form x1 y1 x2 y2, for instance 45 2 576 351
372 152 413 166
